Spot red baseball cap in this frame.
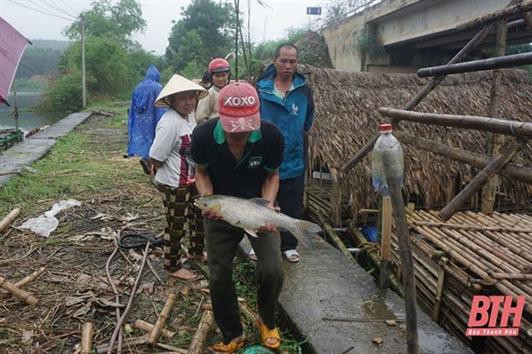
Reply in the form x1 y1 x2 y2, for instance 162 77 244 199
217 82 261 133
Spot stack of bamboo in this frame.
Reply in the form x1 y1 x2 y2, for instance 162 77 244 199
389 210 532 353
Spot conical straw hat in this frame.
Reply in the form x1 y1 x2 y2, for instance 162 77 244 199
155 74 208 107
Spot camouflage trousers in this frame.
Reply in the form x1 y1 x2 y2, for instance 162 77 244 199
157 183 204 271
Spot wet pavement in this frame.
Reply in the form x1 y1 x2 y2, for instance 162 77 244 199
241 236 472 354
0 112 92 187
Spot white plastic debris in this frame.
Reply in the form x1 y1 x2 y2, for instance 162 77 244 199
19 199 81 237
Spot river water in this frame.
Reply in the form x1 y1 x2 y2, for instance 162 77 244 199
0 92 62 133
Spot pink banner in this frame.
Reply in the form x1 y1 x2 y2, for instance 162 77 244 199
0 17 29 104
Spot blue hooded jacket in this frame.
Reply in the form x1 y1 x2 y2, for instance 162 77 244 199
257 64 315 180
127 64 166 159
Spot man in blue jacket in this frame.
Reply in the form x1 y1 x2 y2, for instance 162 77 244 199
255 43 315 262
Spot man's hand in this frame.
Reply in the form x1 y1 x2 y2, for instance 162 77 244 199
202 207 223 220
257 222 278 233
257 202 279 233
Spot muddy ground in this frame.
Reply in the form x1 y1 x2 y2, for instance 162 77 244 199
0 112 297 353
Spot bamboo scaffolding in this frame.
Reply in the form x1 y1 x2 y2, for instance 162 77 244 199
389 210 532 353
394 131 532 184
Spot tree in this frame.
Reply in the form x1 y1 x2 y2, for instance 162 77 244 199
60 37 131 96
166 0 236 73
64 0 146 47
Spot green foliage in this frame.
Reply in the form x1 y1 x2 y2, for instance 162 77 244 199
63 0 146 47
38 70 83 113
30 39 70 51
166 0 236 73
17 47 63 78
127 47 158 83
356 26 385 59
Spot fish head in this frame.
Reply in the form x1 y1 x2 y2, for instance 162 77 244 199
194 195 223 213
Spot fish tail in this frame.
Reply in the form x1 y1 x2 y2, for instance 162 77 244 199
290 220 322 249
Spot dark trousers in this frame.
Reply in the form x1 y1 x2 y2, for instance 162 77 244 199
278 175 305 252
159 184 204 271
205 219 284 344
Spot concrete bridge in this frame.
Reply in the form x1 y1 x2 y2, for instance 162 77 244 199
322 0 532 72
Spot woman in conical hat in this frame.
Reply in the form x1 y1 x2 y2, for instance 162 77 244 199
149 74 207 281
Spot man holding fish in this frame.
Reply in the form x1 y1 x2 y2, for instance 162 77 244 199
191 82 320 352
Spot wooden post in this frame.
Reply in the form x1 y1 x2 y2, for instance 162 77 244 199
379 196 392 290
394 131 532 184
0 275 38 305
432 262 447 322
481 20 508 214
439 142 522 221
385 175 418 354
187 310 214 354
330 169 342 226
148 293 176 345
80 322 94 354
0 208 20 233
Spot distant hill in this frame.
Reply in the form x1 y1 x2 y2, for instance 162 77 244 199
29 39 70 51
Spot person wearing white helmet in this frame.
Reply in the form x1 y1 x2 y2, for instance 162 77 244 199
149 74 207 281
196 58 231 123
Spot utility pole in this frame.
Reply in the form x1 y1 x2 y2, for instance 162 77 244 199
81 15 86 108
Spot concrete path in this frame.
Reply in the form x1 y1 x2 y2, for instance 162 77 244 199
0 112 92 187
242 237 472 354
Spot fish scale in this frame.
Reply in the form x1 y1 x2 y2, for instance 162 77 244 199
194 195 322 248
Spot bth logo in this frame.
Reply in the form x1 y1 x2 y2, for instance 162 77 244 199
466 295 525 337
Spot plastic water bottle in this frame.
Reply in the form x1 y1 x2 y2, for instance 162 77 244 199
371 123 404 196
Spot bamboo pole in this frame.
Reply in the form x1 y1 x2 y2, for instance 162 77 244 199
238 300 258 323
394 131 532 184
133 319 175 338
14 267 47 288
417 52 532 77
0 208 20 233
379 108 532 139
0 275 38 305
95 336 147 353
148 293 176 345
490 273 532 280
456 0 532 31
439 142 522 220
379 196 392 290
482 19 508 214
410 221 532 234
523 11 532 28
80 322 93 354
186 310 214 354
383 154 418 354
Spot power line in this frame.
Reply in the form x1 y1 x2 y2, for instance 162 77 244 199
8 0 75 21
41 0 78 19
55 0 78 16
28 0 77 20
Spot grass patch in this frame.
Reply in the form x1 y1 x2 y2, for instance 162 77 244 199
0 119 143 217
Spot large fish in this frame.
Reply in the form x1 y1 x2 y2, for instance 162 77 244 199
194 195 322 248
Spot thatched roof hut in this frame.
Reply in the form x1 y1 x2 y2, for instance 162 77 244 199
302 67 532 215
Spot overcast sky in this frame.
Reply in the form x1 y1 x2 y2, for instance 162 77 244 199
1 0 329 54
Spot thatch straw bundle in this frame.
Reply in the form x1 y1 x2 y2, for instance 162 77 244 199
302 66 532 212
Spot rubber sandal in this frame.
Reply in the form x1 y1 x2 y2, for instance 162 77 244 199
248 248 257 261
255 320 281 349
283 249 300 263
209 338 245 353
